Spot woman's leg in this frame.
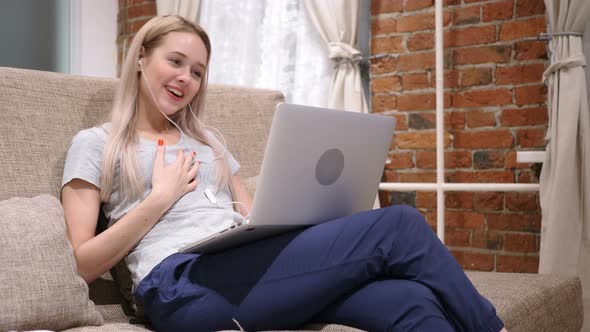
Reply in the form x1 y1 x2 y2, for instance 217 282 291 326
136 205 503 332
313 279 456 332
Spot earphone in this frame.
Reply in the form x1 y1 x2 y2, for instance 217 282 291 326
138 58 251 221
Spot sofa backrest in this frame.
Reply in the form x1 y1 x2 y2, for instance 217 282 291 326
0 67 283 202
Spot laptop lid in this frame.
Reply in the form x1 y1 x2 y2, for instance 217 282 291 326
248 103 396 226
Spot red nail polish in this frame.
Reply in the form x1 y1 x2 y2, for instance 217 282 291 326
192 151 196 157
157 138 164 146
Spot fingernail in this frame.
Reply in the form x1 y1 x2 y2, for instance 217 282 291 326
192 151 196 157
157 138 164 146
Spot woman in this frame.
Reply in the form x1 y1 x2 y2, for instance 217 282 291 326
62 15 506 332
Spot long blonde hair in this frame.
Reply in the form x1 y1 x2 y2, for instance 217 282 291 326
100 15 231 203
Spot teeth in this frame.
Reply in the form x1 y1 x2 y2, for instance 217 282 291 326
167 87 183 98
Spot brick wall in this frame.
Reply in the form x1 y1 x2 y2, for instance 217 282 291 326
116 0 157 75
371 0 548 272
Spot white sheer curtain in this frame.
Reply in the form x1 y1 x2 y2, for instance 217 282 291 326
156 0 200 22
539 0 590 317
303 0 367 113
197 0 332 107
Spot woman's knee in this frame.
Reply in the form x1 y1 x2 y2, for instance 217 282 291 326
382 204 433 233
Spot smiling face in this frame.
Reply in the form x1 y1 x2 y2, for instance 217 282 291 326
138 31 208 118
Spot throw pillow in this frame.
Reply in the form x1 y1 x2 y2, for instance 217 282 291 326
0 195 104 331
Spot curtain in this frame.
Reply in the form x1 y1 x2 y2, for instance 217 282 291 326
156 0 201 22
197 0 332 107
303 0 367 113
539 0 590 311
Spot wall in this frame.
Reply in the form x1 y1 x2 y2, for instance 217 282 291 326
71 0 118 77
371 0 548 272
0 0 69 73
116 0 157 75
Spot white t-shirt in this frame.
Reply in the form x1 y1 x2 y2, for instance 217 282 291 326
62 125 241 288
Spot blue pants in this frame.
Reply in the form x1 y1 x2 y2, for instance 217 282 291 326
135 205 504 332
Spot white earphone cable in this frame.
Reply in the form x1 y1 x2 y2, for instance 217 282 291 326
138 60 250 221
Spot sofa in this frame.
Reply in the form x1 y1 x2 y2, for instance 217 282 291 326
0 66 584 331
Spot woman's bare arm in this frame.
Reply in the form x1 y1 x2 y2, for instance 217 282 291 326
230 174 253 217
62 180 170 283
62 144 199 284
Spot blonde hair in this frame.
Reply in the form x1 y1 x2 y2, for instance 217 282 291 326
100 15 232 203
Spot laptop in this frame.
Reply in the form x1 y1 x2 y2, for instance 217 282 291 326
179 103 395 254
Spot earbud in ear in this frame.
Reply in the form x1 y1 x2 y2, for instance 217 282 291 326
138 58 143 71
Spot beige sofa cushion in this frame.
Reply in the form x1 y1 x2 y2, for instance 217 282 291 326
0 195 104 331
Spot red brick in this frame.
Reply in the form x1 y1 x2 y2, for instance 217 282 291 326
454 46 512 65
451 170 515 183
453 5 481 25
371 76 402 93
483 0 514 22
517 127 546 147
514 41 548 60
371 18 397 36
449 111 466 129
455 130 514 148
370 56 398 74
446 192 474 209
446 211 486 228
392 113 409 131
516 0 546 17
371 0 403 14
474 150 505 169
416 192 437 209
505 192 540 211
461 68 493 87
396 12 452 32
487 212 541 232
127 2 156 18
371 36 405 54
415 150 473 169
446 228 471 247
501 107 547 126
416 151 436 168
496 63 545 85
384 170 399 182
515 84 547 106
371 95 397 113
453 88 512 108
409 113 435 129
398 52 435 71
500 17 547 41
395 132 452 149
407 33 434 51
465 110 497 127
402 73 430 90
399 171 437 183
504 233 538 252
446 26 496 48
472 230 504 250
496 255 539 273
451 251 494 271
474 192 504 211
406 0 433 11
446 150 473 168
386 152 414 169
398 93 435 111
